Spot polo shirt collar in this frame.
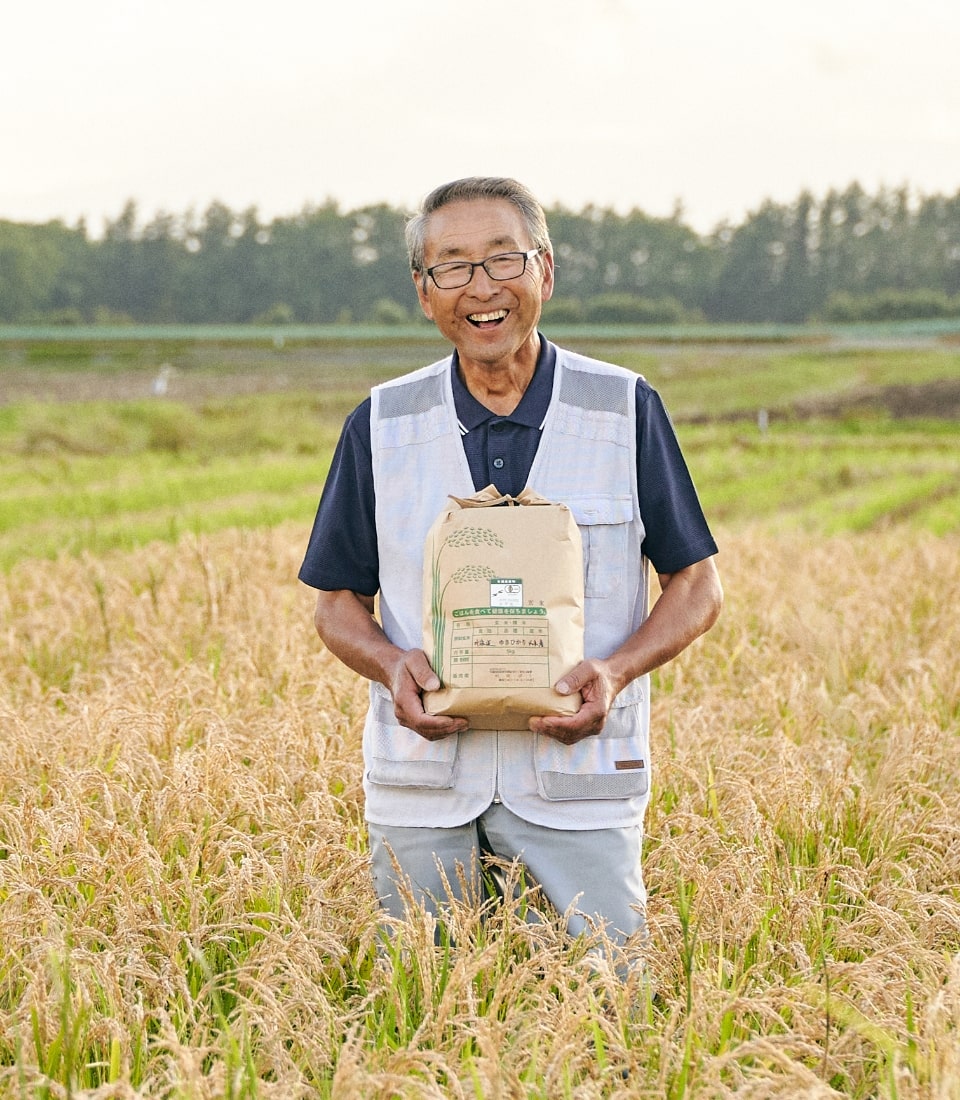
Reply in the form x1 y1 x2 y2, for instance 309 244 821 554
451 334 556 431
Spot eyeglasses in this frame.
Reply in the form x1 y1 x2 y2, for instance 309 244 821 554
425 248 542 290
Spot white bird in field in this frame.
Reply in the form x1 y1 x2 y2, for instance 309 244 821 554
151 363 173 396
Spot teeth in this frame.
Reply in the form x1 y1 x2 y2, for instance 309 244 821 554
468 310 508 323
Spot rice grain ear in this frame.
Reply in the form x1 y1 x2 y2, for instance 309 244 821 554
2 526 960 1094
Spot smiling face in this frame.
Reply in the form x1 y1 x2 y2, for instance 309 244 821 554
413 198 554 377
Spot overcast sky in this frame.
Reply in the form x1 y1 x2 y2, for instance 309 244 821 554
4 0 959 235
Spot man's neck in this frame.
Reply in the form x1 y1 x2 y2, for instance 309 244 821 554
457 341 540 415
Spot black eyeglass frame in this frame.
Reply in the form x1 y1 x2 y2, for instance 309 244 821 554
424 248 543 289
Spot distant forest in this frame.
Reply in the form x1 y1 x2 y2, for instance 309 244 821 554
2 182 960 326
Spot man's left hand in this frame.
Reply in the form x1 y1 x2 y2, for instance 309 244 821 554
528 658 617 745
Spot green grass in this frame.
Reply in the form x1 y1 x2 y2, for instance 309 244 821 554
1 337 958 569
0 396 346 567
685 419 960 535
3 415 954 571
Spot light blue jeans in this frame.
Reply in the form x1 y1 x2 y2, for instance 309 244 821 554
369 801 646 945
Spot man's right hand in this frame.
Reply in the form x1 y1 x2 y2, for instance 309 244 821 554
314 590 468 742
389 648 469 741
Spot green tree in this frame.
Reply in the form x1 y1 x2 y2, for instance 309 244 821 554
266 201 356 323
778 190 818 322
709 199 793 321
349 204 416 319
4 182 960 326
0 221 72 321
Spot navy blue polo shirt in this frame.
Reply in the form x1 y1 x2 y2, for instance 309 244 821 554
455 336 556 498
299 337 717 596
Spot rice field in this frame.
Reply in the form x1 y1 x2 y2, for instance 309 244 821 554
1 334 959 1096
1 518 958 1097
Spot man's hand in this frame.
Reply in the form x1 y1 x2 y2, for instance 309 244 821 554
314 590 467 742
389 648 469 742
528 657 617 745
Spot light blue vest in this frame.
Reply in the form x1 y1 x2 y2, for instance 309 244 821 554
363 348 653 830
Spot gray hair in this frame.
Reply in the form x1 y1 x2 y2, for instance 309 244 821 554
405 177 552 273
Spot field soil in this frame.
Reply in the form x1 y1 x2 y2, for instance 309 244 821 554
0 340 448 406
3 343 960 421
792 375 960 420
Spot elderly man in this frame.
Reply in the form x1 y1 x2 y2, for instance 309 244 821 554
299 177 722 949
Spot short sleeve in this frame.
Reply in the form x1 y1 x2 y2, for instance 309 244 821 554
636 381 718 574
298 399 380 595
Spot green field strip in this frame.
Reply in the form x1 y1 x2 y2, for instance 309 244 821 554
699 444 927 519
897 488 960 535
0 487 323 570
692 427 960 533
0 454 329 528
825 470 960 534
4 318 960 344
2 341 957 567
787 469 958 536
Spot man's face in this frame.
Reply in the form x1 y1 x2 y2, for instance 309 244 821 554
413 198 554 371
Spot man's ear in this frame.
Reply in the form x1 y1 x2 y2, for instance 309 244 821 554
412 271 434 320
539 249 556 304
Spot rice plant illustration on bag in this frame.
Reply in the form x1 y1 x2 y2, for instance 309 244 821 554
431 550 502 684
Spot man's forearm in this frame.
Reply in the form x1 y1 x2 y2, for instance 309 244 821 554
313 588 402 689
603 555 723 695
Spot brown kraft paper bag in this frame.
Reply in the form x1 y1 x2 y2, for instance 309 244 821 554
422 485 584 728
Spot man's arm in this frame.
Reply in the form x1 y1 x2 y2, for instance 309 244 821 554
529 555 723 745
313 589 468 742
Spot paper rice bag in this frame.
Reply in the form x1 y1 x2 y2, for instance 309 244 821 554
422 485 584 728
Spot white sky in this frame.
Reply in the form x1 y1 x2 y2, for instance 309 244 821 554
3 0 959 235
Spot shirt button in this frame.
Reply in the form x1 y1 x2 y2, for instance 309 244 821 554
493 458 505 470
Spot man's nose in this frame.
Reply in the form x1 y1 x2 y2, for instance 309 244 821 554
469 264 499 296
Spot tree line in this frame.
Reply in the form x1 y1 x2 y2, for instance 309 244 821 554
2 182 960 326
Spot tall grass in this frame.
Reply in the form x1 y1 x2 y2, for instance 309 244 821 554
1 522 958 1095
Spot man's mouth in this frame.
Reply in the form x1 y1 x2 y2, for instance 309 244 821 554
467 309 508 328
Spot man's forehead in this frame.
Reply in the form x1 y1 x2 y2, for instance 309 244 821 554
423 198 528 259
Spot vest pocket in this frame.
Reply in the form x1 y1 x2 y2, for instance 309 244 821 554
533 701 649 801
568 496 632 598
366 683 459 789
